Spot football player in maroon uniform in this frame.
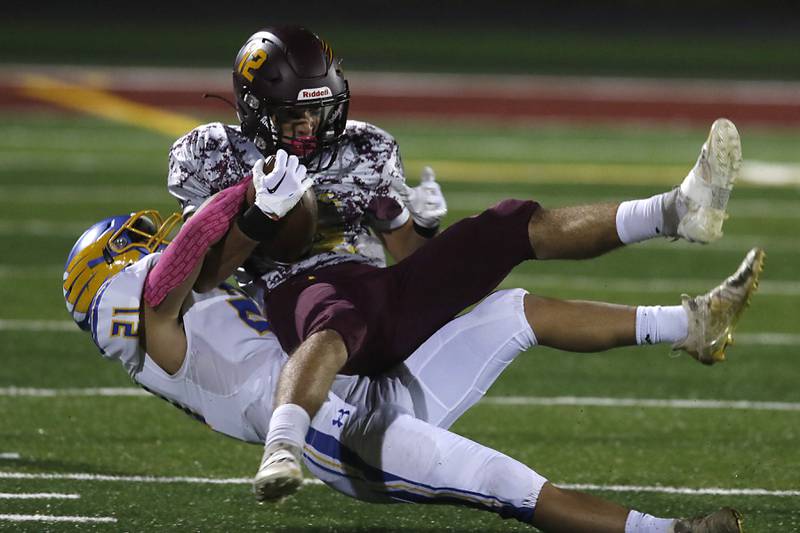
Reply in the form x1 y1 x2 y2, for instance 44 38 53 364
167 29 752 533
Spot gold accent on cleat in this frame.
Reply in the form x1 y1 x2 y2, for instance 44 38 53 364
673 247 765 365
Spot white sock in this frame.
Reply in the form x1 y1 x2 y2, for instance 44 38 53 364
635 305 689 345
266 403 310 453
616 193 668 244
625 510 675 533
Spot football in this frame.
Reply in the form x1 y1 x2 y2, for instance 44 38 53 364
245 179 318 264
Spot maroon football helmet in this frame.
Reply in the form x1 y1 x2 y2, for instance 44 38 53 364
232 27 350 170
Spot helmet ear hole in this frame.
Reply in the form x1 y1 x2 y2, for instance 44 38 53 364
244 93 260 110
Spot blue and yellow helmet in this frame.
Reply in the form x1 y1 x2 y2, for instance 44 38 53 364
63 210 181 330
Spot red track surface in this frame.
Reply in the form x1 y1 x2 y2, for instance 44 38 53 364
3 66 800 126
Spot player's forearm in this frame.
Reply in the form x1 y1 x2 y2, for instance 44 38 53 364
194 223 259 292
144 179 250 307
382 218 435 262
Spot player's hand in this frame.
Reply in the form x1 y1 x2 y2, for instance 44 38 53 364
393 166 448 229
252 149 313 219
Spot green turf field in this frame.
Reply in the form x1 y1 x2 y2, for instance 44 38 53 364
1 111 798 531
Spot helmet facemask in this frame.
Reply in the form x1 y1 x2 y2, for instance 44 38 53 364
241 90 349 172
106 210 181 257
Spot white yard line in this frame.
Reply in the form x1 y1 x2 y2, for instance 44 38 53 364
0 513 115 524
503 273 800 297
5 261 800 297
737 332 800 346
483 396 800 412
0 387 149 397
0 471 252 484
630 236 800 254
0 186 166 204
0 320 80 332
443 192 800 219
0 453 20 460
0 492 80 499
1 186 800 214
0 220 96 237
0 471 795 498
0 265 62 279
2 319 798 343
556 484 800 497
1 387 799 411
4 218 797 254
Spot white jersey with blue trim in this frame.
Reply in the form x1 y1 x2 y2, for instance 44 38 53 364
89 253 287 443
91 270 547 521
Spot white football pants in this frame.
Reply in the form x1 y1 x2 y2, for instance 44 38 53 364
304 289 548 523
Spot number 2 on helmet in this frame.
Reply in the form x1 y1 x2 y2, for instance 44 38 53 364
238 48 267 82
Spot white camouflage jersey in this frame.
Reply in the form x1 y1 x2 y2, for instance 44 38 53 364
88 253 287 443
168 120 410 290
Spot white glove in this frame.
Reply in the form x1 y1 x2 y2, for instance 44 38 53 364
252 149 313 219
393 166 448 228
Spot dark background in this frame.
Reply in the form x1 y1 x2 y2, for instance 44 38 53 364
3 0 799 79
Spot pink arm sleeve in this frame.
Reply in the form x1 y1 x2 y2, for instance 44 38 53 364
144 178 250 308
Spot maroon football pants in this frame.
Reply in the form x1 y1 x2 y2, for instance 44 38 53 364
264 199 539 376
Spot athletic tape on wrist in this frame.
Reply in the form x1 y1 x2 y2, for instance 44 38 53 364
413 221 439 239
237 205 280 242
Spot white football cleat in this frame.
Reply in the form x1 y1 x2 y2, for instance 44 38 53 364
664 118 742 243
673 247 764 365
253 442 303 502
674 507 743 533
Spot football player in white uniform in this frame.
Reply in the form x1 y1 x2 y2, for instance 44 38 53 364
65 178 753 531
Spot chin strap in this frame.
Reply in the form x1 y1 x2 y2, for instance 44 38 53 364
143 178 250 308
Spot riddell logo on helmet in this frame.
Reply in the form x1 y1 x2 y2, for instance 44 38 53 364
298 87 332 101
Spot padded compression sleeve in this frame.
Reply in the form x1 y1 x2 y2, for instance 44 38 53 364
144 178 250 307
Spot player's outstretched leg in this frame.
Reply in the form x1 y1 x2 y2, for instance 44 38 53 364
673 247 765 364
536 484 743 533
673 507 744 533
305 404 744 532
664 118 742 243
253 442 303 502
554 117 742 259
524 247 763 365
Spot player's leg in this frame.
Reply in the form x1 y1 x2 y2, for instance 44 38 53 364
253 329 347 502
255 119 746 499
397 248 763 435
535 484 743 533
383 121 742 362
402 288 536 428
304 402 742 532
306 403 548 526
529 247 764 364
401 246 762 437
531 118 741 259
256 198 534 499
